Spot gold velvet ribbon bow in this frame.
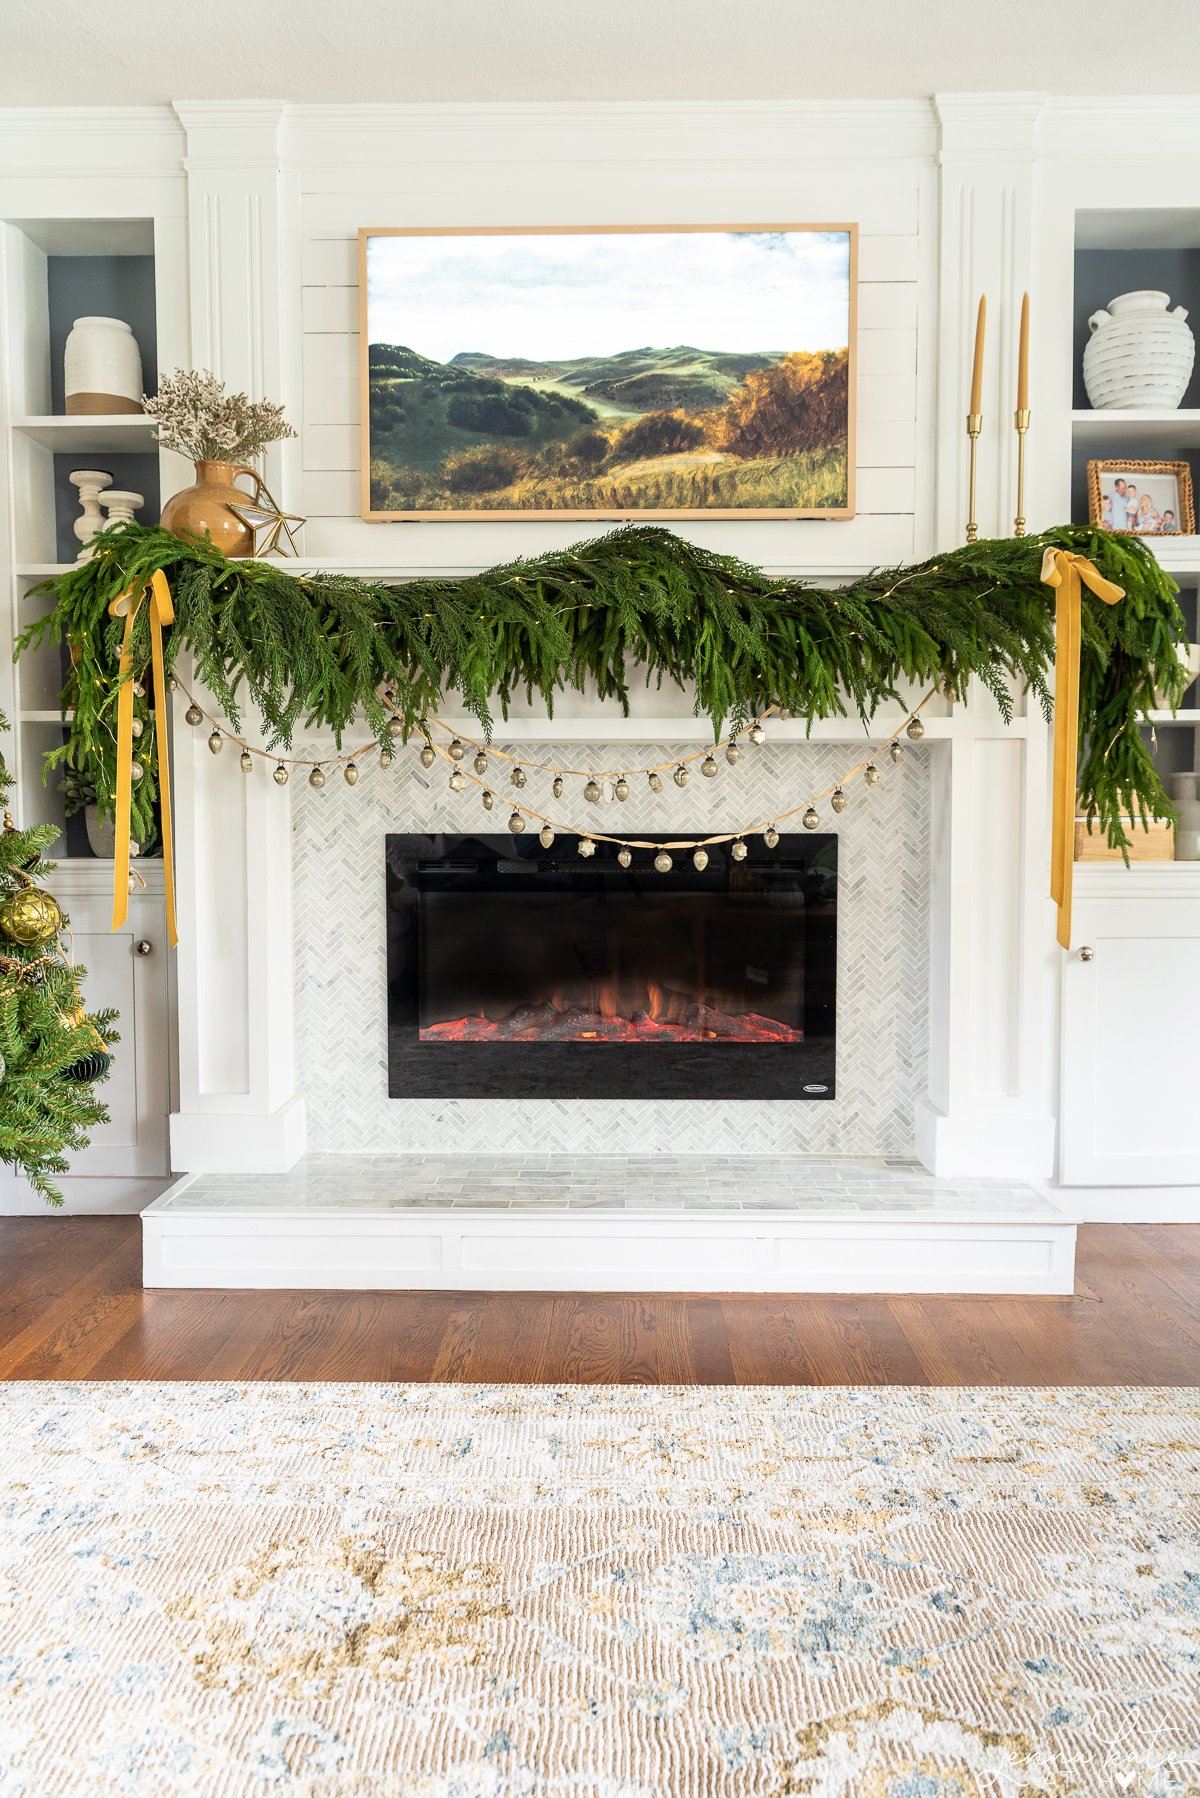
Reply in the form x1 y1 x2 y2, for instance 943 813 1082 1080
109 569 178 947
1039 546 1124 951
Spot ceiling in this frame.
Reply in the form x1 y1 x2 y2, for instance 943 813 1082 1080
2 0 1199 105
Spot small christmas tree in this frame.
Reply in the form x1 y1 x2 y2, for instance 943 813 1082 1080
0 712 117 1206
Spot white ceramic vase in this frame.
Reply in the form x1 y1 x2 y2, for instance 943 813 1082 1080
64 316 143 415
1082 290 1195 410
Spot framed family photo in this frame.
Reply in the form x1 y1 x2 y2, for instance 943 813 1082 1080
1087 459 1195 536
359 224 856 521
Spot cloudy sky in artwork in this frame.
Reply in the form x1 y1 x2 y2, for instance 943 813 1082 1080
365 229 850 363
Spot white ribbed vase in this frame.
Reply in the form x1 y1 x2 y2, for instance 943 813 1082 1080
1083 291 1194 410
64 316 143 415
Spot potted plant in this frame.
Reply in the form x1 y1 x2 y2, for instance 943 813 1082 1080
143 368 296 557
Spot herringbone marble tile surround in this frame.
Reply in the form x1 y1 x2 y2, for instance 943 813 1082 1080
292 736 930 1156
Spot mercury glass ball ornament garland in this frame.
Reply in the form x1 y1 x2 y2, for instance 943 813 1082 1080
169 669 933 872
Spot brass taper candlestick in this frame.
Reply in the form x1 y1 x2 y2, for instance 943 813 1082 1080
1013 407 1031 536
965 412 982 543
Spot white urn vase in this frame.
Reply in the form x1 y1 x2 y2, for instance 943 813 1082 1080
1082 290 1195 410
64 316 143 415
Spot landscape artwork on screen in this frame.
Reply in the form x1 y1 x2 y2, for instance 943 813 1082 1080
360 225 856 520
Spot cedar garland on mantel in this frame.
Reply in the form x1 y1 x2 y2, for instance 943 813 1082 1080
17 519 1190 854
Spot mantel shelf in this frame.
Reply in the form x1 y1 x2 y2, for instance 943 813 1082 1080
8 414 158 452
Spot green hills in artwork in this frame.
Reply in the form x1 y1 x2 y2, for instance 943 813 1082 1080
367 339 849 514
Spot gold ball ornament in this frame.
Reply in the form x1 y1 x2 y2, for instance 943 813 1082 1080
614 776 629 802
731 838 748 862
701 755 718 778
765 825 781 846
539 825 555 848
0 883 62 947
802 808 820 830
448 738 465 762
864 763 881 787
906 715 926 741
240 750 253 774
273 763 289 785
419 742 435 768
309 766 326 790
725 740 740 765
482 789 494 810
130 761 144 782
692 847 709 870
889 742 903 765
344 762 359 786
654 850 673 873
617 846 632 868
552 776 564 799
508 810 525 834
185 703 203 727
584 779 601 803
130 717 143 739
388 718 404 740
831 787 847 814
473 751 488 775
207 731 222 755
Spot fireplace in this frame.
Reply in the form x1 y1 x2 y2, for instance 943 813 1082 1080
386 833 836 1100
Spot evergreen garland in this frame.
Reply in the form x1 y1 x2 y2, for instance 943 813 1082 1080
17 519 1190 852
0 714 118 1206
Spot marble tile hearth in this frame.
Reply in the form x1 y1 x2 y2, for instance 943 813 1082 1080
152 1153 1059 1218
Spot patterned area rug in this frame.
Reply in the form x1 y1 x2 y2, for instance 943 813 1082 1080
0 1384 1197 1796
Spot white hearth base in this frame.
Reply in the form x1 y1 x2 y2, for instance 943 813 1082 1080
142 1155 1076 1294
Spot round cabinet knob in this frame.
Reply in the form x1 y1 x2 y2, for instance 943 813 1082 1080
1077 945 1094 962
135 939 153 956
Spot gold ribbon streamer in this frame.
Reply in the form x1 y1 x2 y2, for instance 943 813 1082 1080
1039 547 1124 951
109 569 178 946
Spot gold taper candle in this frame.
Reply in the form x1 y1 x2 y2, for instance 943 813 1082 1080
970 296 987 414
1014 292 1031 536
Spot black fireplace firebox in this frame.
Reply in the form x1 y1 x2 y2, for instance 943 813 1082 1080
386 833 836 1101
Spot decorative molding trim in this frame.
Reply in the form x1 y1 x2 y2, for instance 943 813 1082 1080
169 1097 307 1174
914 1100 1057 1180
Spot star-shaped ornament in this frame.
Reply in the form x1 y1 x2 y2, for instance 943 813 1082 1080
228 480 304 557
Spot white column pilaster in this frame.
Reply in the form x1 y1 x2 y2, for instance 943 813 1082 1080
917 95 1057 1178
168 101 305 1171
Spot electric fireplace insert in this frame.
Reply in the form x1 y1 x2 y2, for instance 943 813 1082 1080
386 832 836 1101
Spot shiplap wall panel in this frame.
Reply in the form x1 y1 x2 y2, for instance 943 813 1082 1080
291 117 935 567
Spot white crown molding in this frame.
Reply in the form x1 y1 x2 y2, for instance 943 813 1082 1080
935 91 1046 159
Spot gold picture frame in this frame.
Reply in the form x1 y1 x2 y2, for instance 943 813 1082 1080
358 223 857 522
1087 458 1195 536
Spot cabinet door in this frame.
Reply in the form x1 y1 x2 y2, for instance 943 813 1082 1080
64 911 170 1177
1060 899 1200 1185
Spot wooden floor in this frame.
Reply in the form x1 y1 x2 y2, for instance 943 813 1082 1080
0 1218 1197 1384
